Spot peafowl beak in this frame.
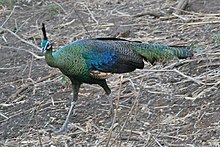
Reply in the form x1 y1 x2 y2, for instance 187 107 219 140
42 46 47 54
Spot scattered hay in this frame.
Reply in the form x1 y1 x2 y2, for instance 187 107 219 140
0 0 219 146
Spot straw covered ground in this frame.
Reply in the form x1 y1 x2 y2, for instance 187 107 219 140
0 0 220 146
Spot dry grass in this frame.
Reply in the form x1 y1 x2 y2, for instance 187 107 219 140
0 0 220 146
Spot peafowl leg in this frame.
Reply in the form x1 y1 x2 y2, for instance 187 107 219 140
55 81 80 133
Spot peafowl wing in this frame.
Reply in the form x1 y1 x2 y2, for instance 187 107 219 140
82 38 145 75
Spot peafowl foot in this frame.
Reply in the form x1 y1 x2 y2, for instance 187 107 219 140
53 126 67 134
52 101 76 134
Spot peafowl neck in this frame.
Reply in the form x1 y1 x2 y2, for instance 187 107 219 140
45 48 57 68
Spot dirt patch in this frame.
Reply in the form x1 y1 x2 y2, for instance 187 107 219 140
0 0 220 146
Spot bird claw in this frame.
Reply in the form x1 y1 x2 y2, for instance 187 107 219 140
72 108 77 117
51 101 77 134
73 112 77 117
52 127 68 134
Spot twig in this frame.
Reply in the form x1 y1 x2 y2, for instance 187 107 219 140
172 13 190 22
170 6 220 17
0 100 26 108
1 45 44 59
28 48 34 78
73 4 91 38
186 20 220 26
0 66 21 70
111 78 143 146
175 0 189 15
173 69 204 85
73 124 87 132
60 19 76 27
133 11 164 18
198 62 220 68
0 27 41 50
194 111 206 128
53 1 68 15
159 133 186 141
116 75 123 109
37 123 43 147
0 103 34 123
110 6 130 16
0 112 9 119
8 71 59 101
15 17 31 34
106 76 123 147
186 80 220 100
154 139 163 147
105 109 117 147
140 69 204 85
82 3 99 24
1 6 17 27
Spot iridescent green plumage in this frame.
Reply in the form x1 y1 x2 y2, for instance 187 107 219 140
43 38 192 82
41 23 193 132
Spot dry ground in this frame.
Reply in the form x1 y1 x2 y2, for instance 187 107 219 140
0 0 220 146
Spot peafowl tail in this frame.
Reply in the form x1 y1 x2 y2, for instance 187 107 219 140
133 44 193 64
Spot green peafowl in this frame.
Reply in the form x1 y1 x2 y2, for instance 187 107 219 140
41 23 193 132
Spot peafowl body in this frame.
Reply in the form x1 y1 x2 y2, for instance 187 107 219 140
41 24 193 132
43 39 192 89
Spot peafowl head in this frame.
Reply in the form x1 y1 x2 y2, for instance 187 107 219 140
41 23 52 53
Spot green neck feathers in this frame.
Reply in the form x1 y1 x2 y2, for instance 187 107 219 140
41 39 57 67
45 48 57 67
